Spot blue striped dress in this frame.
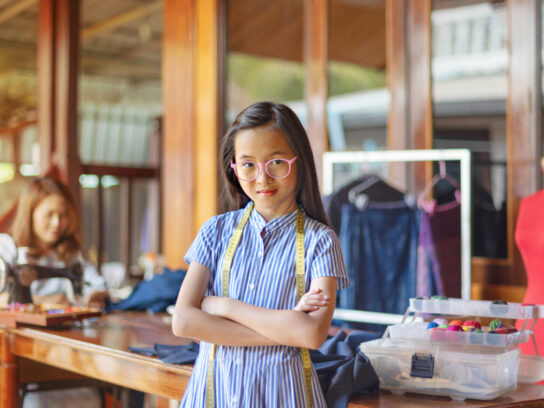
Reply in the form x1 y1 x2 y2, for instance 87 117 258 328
180 202 350 408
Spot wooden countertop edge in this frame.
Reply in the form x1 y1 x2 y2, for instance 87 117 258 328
4 326 193 375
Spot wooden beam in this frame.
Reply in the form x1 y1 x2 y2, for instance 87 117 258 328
0 0 36 25
37 0 55 172
97 180 104 273
54 0 81 207
0 118 37 138
0 39 161 80
162 0 195 268
11 131 21 177
81 1 162 40
506 0 541 285
408 0 432 192
304 0 328 186
216 0 227 214
386 0 408 189
82 165 159 178
195 0 220 232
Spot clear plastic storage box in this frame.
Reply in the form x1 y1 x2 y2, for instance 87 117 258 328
360 337 520 400
359 297 541 400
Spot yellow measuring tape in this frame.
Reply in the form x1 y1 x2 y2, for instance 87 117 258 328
206 204 313 408
296 208 314 408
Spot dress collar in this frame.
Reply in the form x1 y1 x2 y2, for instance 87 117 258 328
245 202 301 235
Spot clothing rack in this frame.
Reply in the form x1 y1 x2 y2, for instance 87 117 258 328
323 148 472 325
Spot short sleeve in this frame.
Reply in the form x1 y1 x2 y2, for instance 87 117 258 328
0 234 17 265
184 216 220 272
309 229 350 290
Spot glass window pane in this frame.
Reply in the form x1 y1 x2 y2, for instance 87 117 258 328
327 0 387 152
432 0 508 258
79 0 163 167
226 0 305 127
79 1 163 269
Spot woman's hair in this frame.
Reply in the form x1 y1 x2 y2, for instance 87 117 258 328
11 177 82 262
220 101 330 226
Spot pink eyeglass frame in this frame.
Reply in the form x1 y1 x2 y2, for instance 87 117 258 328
230 156 298 182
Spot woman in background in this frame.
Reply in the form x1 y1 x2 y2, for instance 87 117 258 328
0 176 108 307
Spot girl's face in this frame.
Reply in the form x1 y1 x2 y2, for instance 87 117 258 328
233 126 298 221
32 194 70 247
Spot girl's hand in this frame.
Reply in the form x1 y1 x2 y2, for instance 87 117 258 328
293 288 329 313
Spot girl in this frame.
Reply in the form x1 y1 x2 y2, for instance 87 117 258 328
172 101 350 407
0 176 108 307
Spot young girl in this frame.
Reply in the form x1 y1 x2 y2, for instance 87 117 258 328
172 101 350 407
0 176 108 307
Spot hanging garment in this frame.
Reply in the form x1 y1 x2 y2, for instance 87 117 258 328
416 211 442 297
339 203 420 331
471 179 506 258
417 197 461 298
323 175 406 235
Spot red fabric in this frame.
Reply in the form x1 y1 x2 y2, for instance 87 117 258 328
515 190 544 356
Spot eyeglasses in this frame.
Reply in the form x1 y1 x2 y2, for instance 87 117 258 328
230 156 298 182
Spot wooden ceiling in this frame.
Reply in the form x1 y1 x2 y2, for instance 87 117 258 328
227 0 386 69
0 0 385 82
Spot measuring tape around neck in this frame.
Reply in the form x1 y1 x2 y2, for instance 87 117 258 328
206 204 313 408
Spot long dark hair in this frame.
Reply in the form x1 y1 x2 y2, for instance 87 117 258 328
11 177 82 262
220 101 330 226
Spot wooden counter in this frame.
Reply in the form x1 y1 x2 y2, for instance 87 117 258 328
0 312 191 407
349 385 544 407
1 312 543 407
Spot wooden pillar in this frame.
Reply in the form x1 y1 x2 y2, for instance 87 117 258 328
386 0 408 187
162 0 222 267
506 0 542 285
386 0 432 191
54 0 81 200
408 0 433 192
0 331 19 408
10 132 21 178
195 0 220 233
162 0 196 268
37 0 55 172
37 0 81 207
304 0 328 186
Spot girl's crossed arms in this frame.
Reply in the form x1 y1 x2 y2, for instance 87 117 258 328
172 261 335 350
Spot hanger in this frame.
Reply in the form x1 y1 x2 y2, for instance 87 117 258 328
418 160 460 211
348 174 381 205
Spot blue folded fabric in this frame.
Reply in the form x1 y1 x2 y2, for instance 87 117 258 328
316 330 380 407
129 342 199 365
107 267 186 313
129 329 380 407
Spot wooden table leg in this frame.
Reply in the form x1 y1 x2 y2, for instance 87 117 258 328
0 330 19 408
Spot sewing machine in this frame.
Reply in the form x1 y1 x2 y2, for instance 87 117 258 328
0 257 83 304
